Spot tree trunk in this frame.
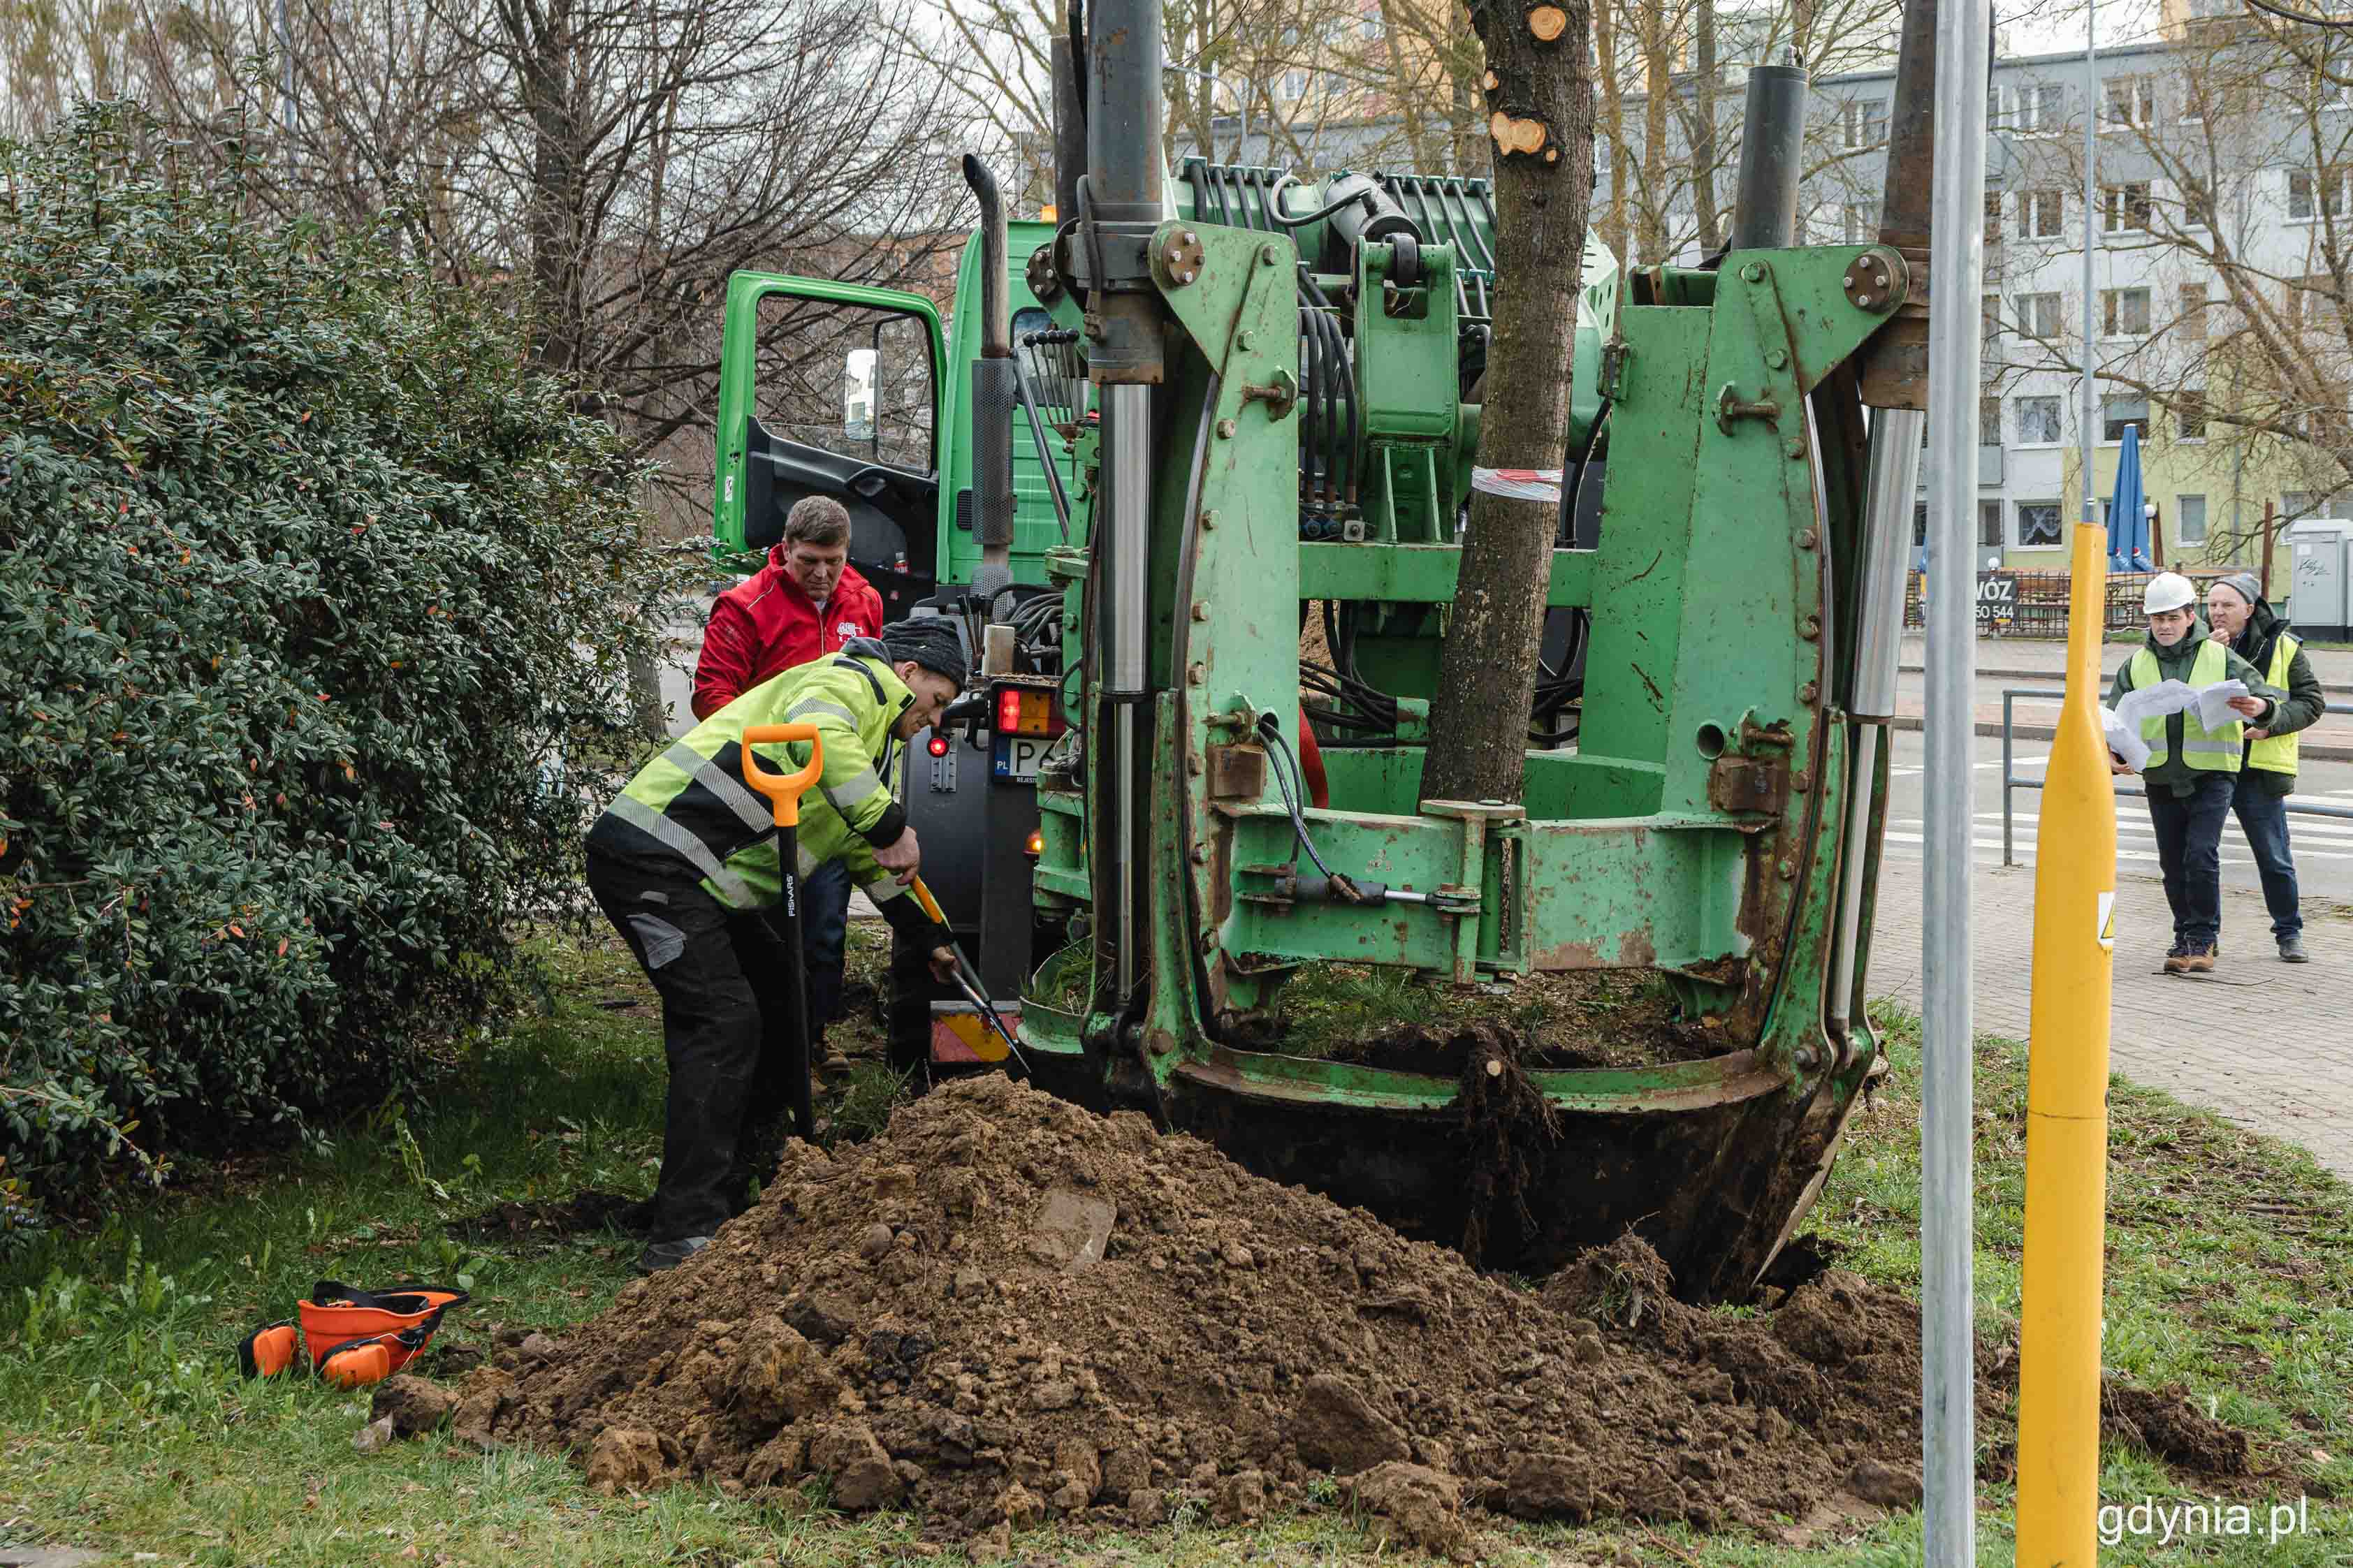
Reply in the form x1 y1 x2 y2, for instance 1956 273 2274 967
1689 0 1720 252
520 0 583 376
1420 0 1594 807
1594 0 1626 258
1637 12 1669 262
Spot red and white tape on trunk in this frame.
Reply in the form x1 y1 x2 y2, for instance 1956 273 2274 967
1470 467 1563 504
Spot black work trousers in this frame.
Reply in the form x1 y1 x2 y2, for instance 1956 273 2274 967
2146 771 2236 951
586 847 799 1240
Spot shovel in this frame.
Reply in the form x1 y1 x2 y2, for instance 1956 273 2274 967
741 723 826 1140
908 874 1028 1069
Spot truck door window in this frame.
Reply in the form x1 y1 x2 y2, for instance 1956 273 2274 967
755 298 936 476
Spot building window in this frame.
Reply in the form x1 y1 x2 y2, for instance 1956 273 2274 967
2176 390 2208 439
1983 293 2002 338
1981 499 2005 549
2103 286 2151 336
2289 272 2345 332
2013 82 2065 135
1283 70 1307 100
2176 494 2208 545
2019 291 2062 338
1986 82 2004 131
2284 490 2353 520
2103 77 2155 130
1983 189 2004 244
1980 394 2002 440
2102 182 2152 232
2016 395 2064 445
2018 500 2064 547
2024 189 2064 238
1842 202 1878 244
2179 281 2208 340
2287 167 2350 221
1840 98 1888 149
1912 500 1928 547
2103 397 2149 441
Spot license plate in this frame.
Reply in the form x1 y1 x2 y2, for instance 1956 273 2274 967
992 733 1054 781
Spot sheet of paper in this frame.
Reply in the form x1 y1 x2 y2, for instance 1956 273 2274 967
2101 705 2151 771
2110 677 2198 731
2193 678 2252 731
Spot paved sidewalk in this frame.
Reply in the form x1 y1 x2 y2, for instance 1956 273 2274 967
1871 857 2353 1178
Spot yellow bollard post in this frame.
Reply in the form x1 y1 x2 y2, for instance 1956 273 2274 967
2014 524 2118 1567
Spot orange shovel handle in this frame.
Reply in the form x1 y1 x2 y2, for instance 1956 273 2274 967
908 874 950 927
740 723 825 828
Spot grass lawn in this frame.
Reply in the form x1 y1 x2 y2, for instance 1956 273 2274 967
0 929 2346 1567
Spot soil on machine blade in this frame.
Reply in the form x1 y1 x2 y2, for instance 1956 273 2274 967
449 1078 1970 1549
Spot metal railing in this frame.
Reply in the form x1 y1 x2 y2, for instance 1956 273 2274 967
1909 568 2256 638
2000 687 2353 865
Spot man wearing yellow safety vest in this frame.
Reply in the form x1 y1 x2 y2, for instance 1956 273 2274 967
2108 573 2287 975
585 618 966 1273
2206 572 2326 963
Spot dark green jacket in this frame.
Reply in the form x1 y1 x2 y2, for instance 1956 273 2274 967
2229 601 2328 797
2106 617 2285 797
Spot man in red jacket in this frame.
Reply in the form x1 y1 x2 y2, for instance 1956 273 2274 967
694 498 887 720
692 497 891 1066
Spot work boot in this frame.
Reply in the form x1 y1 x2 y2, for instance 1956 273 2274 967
2280 934 2310 963
635 1235 712 1275
2180 944 2217 974
2163 943 2196 975
816 1030 852 1073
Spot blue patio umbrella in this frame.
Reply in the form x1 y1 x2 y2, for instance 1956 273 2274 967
2110 420 2152 572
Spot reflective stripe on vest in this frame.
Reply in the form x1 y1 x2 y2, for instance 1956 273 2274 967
2248 633 2301 776
2129 640 2244 772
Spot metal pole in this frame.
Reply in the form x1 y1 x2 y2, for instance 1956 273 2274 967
1086 0 1166 1001
1728 64 1809 251
2002 690 2015 867
1830 411 1921 1056
2081 0 2099 549
1103 383 1153 997
1923 0 1990 1560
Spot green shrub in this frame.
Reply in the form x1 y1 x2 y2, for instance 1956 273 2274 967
0 105 691 1214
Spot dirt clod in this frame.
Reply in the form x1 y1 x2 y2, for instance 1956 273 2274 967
1844 1458 1923 1508
1026 1187 1114 1273
1290 1373 1411 1475
809 1421 901 1509
1348 1461 1473 1560
585 1426 663 1493
458 1077 2247 1537
370 1374 457 1437
2102 1381 2252 1474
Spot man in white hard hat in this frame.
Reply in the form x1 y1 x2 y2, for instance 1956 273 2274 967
2206 572 2324 961
2108 572 2286 974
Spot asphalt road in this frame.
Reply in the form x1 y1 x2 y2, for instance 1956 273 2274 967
1880 726 2353 909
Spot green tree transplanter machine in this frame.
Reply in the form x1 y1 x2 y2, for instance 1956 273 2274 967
710 0 1941 1300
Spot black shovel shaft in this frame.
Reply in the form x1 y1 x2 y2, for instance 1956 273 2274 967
774 826 816 1142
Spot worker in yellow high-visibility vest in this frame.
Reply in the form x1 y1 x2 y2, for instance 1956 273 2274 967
2206 572 2327 963
2108 573 2287 974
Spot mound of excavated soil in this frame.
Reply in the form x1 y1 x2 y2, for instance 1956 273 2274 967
441 1077 2244 1553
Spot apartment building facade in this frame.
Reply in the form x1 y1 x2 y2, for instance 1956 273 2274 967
1608 21 2353 581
